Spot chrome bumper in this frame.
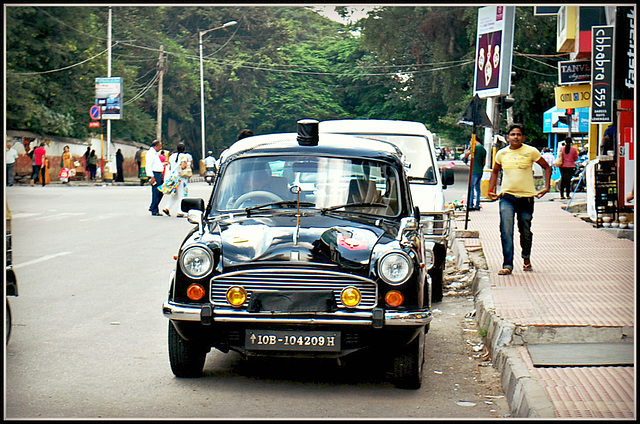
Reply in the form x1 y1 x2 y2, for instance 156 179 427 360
162 301 431 327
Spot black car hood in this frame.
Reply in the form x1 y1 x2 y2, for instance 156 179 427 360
214 214 391 272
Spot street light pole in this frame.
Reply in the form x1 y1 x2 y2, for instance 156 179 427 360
199 20 237 163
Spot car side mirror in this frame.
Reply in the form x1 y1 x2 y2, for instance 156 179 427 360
441 167 454 188
181 198 204 213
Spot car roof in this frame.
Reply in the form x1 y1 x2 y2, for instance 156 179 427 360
319 119 432 138
220 132 404 163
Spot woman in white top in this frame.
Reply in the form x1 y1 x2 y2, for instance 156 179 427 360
161 143 193 217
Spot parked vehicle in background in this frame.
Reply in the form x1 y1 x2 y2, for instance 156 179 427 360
319 119 454 302
163 119 435 389
6 202 18 344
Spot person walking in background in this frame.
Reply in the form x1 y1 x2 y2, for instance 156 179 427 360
6 142 19 186
487 123 551 275
87 150 98 181
159 149 167 179
145 140 165 216
558 137 578 200
160 143 193 218
59 145 72 184
135 146 143 178
541 147 554 167
31 142 47 187
463 137 486 211
83 146 91 180
115 149 124 182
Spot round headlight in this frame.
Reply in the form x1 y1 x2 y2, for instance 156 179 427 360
180 246 213 278
423 248 434 270
378 252 413 285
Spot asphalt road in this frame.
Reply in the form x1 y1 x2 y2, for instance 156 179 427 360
5 182 508 419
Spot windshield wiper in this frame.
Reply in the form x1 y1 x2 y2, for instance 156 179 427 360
245 201 314 215
321 202 388 214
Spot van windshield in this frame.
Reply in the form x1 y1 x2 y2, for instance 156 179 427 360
351 135 437 183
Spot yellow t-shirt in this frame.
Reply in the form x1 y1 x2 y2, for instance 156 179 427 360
495 144 541 197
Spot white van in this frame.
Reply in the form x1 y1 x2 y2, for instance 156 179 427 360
319 119 454 302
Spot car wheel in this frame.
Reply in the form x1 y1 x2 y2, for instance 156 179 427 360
168 321 207 378
6 299 11 344
429 265 444 303
392 330 425 389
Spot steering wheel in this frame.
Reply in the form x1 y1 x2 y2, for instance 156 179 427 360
231 191 284 209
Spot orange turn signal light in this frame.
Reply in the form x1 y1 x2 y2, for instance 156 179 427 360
385 290 404 307
186 284 206 301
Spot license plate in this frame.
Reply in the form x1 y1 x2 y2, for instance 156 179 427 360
245 330 341 352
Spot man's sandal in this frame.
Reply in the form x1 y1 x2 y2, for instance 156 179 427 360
523 262 533 272
498 268 512 275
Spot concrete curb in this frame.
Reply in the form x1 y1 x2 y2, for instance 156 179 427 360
472 269 557 418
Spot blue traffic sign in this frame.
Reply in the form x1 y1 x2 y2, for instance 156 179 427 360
90 105 101 120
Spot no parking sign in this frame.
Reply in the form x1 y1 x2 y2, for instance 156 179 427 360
90 105 101 120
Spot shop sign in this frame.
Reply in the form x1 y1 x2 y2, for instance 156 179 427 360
558 60 591 85
555 84 591 109
614 7 634 100
590 26 614 123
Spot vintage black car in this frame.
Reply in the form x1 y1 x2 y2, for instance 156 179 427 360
163 119 435 389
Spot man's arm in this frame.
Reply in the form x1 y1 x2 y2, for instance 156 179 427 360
535 157 551 198
487 162 501 200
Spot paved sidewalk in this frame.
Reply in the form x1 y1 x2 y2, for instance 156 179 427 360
456 198 635 418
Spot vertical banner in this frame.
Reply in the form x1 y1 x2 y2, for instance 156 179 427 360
590 26 614 123
95 77 123 120
614 6 635 100
473 6 516 98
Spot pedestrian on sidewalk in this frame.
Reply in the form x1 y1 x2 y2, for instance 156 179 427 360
160 143 193 218
145 140 165 216
87 150 98 180
557 137 578 199
31 142 47 187
135 146 143 177
541 147 554 167
464 137 486 211
115 149 125 182
6 142 19 186
487 123 551 275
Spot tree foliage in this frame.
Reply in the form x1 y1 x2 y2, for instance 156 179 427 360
5 5 562 158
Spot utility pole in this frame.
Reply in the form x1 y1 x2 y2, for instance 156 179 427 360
156 45 165 142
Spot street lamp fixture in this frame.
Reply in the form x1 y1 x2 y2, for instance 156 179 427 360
199 20 238 162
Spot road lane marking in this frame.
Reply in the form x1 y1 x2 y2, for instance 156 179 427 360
13 251 73 269
9 213 42 219
31 212 85 221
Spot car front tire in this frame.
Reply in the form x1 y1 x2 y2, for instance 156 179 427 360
168 321 207 378
392 329 425 389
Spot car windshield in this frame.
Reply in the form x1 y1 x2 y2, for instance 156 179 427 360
351 135 437 182
212 155 401 217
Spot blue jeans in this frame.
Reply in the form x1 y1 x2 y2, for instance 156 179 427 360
470 173 482 208
149 171 164 214
499 193 534 270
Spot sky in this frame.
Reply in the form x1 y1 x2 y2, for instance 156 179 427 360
310 4 377 24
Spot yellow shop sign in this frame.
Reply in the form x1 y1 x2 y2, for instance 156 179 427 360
555 84 591 109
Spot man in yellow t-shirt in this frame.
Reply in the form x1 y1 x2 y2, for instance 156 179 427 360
488 124 551 275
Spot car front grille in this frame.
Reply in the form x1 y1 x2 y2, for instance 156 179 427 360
210 268 378 310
